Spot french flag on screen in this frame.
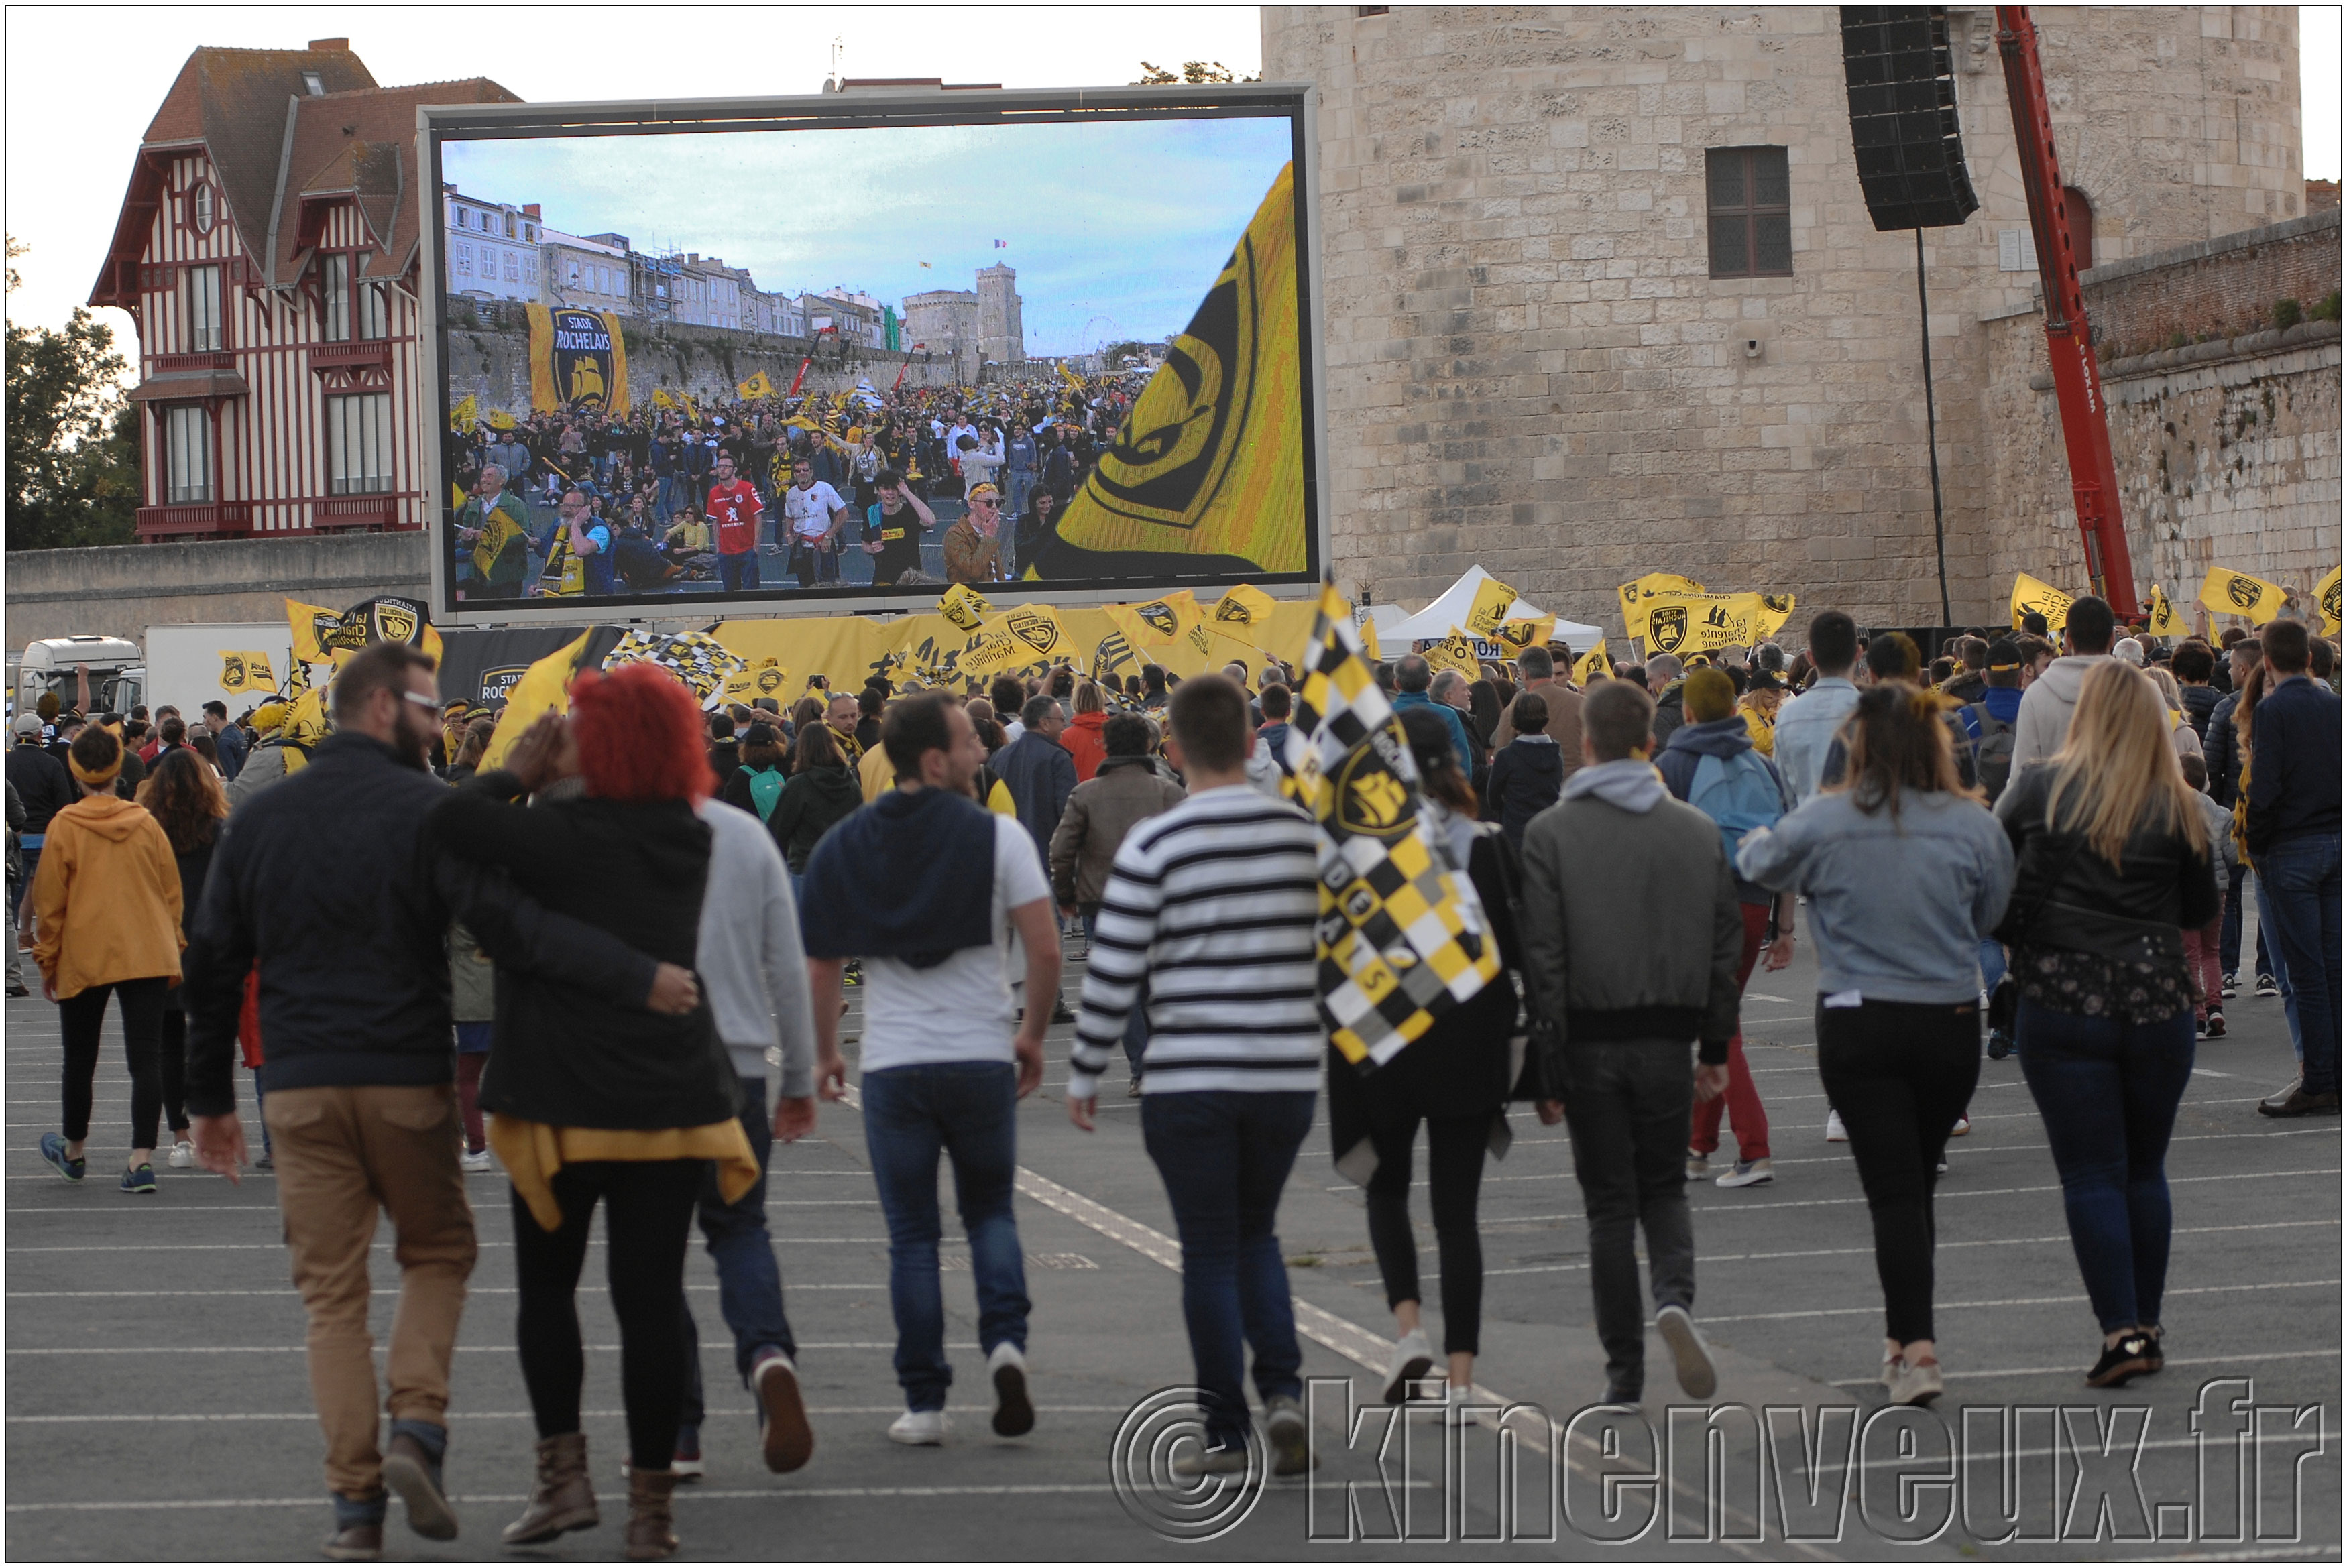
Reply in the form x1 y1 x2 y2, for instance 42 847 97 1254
993 239 1007 248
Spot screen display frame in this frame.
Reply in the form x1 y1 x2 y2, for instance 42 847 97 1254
419 83 1326 626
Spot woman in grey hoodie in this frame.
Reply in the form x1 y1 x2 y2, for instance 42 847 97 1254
1737 683 2014 1408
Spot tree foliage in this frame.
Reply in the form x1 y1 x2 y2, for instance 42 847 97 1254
1135 60 1258 85
6 237 140 550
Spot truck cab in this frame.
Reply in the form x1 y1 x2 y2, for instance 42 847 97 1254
15 636 146 719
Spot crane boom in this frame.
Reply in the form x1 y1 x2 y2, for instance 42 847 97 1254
1996 5 2139 617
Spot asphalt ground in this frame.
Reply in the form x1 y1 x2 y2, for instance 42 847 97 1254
4 903 2338 1562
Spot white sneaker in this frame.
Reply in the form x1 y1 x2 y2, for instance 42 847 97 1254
1884 1356 1944 1407
988 1342 1033 1437
1656 1304 1717 1400
1169 1441 1248 1477
167 1140 194 1169
1715 1157 1773 1188
1825 1110 1849 1143
1684 1149 1710 1182
1949 1115 1969 1137
887 1408 948 1445
461 1149 494 1172
1381 1328 1434 1404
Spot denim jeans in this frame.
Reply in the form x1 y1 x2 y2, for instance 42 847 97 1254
861 1061 1029 1412
1141 1089 1316 1449
1559 1040 1697 1391
2254 872 2304 1057
2222 862 2273 981
1081 912 1149 1074
1978 937 2007 996
2015 998 2195 1331
656 474 681 521
717 552 760 593
680 1075 797 1429
2260 835 2342 1095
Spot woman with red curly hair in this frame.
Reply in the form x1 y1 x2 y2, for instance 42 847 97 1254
430 662 752 1561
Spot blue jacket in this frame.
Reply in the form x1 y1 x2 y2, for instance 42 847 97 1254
994 729 1078 863
211 720 248 780
1657 714 1790 904
1392 691 1476 776
2246 674 2342 858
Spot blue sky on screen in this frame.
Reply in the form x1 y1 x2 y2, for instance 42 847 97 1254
443 115 1294 355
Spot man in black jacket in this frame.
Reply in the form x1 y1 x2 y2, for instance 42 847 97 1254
7 713 72 902
2246 619 2343 1117
184 642 701 1559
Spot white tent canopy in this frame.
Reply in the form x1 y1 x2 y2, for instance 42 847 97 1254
1367 566 1603 648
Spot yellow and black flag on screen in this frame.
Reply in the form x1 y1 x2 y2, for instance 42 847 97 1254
1030 164 1306 581
1286 583 1499 1072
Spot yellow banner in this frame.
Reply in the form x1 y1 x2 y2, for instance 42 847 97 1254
1464 575 1518 636
1104 590 1203 650
937 583 995 634
286 599 343 666
2144 583 2191 638
722 660 792 705
738 371 777 400
1618 572 1707 635
1635 593 1794 656
1573 639 1611 684
2011 571 2075 632
219 652 275 694
1421 627 1482 683
481 630 593 771
652 387 683 412
486 408 516 431
449 393 477 432
526 304 630 417
1208 583 1282 650
1043 164 1304 577
2317 566 2342 636
1490 615 1556 658
2198 565 2287 626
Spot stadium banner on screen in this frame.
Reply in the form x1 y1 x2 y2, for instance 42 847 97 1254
425 85 1323 624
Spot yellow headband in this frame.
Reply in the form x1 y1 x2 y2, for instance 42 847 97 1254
69 755 121 787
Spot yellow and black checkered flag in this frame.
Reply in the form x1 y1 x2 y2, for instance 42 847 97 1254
1286 582 1500 1071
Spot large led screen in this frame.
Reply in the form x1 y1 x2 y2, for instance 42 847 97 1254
424 88 1320 619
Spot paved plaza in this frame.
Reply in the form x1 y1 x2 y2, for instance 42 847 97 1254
5 918 2339 1561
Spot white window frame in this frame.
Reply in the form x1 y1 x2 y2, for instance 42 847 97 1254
325 391 394 495
165 404 213 503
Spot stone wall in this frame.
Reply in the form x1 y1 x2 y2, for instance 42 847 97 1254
439 298 968 419
5 532 432 651
2077 210 2343 361
1261 4 2309 640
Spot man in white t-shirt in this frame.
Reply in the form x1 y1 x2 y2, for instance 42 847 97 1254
781 455 850 589
801 694 1057 1448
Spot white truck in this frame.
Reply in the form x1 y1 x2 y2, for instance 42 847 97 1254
13 636 145 719
141 623 296 723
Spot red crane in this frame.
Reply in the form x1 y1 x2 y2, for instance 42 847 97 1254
1996 5 2140 617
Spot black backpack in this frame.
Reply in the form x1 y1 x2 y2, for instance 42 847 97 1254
1968 701 2016 802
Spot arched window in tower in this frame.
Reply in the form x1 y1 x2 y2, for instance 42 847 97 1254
2062 186 2094 272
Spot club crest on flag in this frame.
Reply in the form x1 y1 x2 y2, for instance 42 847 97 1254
1286 583 1499 1072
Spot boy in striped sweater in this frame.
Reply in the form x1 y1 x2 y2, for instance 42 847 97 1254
1066 674 1321 1476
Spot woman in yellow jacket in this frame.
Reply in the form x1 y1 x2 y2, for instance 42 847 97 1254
32 725 184 1194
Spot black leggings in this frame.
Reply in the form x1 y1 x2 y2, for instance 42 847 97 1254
59 978 169 1152
1815 998 1981 1346
158 1006 190 1135
512 1159 705 1471
1363 1113 1490 1356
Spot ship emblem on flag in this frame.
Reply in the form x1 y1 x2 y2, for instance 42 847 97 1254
1285 582 1499 1071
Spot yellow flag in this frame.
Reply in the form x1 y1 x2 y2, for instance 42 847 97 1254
1618 572 1707 634
2198 566 2287 626
1059 363 1086 391
1491 615 1556 659
481 631 593 771
1421 627 1482 683
1104 590 1203 650
937 583 995 634
1464 575 1518 636
960 604 1076 680
280 685 329 768
652 387 682 412
486 408 516 431
1573 639 1611 684
1208 583 1281 648
1636 592 1793 656
722 659 791 704
2144 583 2191 638
2010 572 2075 633
1043 164 1304 576
285 599 343 666
219 652 275 694
738 371 777 400
2317 566 2342 636
449 393 477 431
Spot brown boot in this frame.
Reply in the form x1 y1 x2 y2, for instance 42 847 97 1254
502 1431 598 1547
625 1467 680 1561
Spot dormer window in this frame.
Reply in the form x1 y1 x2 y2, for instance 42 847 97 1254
302 70 326 96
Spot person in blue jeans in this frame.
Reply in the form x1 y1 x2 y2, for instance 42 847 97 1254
800 695 1058 1445
673 796 821 1477
1997 660 2221 1386
2243 619 2342 1115
1066 675 1322 1473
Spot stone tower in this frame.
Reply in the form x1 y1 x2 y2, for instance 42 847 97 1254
1261 5 2307 633
976 263 1026 369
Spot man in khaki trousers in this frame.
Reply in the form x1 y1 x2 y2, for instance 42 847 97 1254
184 642 698 1559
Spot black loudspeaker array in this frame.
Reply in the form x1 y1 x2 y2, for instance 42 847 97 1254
1840 6 1980 230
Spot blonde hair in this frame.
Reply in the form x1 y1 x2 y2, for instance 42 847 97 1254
2143 665 2185 718
2045 662 2208 867
1073 681 1106 717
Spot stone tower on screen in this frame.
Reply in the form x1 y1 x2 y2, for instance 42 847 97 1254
1261 5 2324 634
976 264 1027 371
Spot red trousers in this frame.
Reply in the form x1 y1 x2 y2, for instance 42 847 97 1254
1689 901 1772 1162
2182 892 2225 1022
